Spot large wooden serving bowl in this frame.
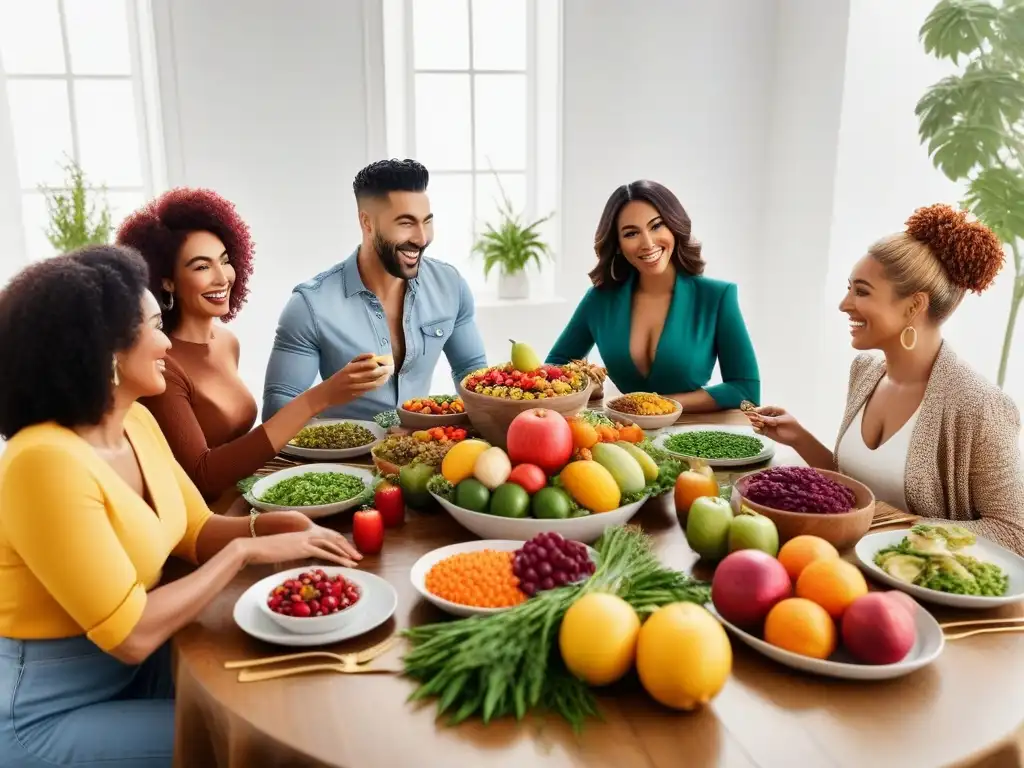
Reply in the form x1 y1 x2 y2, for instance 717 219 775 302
457 378 593 448
730 467 875 551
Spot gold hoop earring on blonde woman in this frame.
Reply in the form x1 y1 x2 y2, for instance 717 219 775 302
900 326 918 351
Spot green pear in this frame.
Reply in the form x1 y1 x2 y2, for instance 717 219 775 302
727 505 779 557
510 338 542 372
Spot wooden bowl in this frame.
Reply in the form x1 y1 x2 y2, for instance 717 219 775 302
457 379 593 448
397 407 471 430
730 468 875 551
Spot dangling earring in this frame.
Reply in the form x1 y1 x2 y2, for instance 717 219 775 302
112 356 120 387
610 253 622 282
161 291 175 311
900 326 918 351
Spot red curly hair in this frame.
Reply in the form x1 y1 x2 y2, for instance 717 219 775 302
116 188 254 330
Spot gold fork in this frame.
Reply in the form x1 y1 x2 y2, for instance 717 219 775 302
224 635 398 670
869 516 918 529
941 617 1024 641
231 636 401 682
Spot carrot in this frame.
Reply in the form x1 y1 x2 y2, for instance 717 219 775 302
425 550 526 608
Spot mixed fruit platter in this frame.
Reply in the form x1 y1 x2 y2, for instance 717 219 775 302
403 526 730 729
425 407 683 520
460 340 600 401
266 568 362 619
401 395 465 415
711 538 922 666
872 525 1009 597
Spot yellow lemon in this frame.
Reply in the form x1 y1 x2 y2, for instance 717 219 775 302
558 593 640 686
440 439 491 484
635 602 732 711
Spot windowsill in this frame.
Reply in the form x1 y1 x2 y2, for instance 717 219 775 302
475 295 567 309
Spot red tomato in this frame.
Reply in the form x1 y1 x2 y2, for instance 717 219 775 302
352 509 384 554
507 463 547 494
374 482 405 528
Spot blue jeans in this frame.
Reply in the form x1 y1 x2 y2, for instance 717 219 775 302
0 635 174 767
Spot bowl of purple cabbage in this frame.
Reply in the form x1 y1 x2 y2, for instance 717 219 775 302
730 466 875 551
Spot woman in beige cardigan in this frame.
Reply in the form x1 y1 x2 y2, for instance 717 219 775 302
747 204 1024 555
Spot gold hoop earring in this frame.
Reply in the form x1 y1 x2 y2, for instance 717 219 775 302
161 291 174 311
900 326 917 351
112 356 120 387
610 254 622 282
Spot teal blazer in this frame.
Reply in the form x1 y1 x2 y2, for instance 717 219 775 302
546 272 760 409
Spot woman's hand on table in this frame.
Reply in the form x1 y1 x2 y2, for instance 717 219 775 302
744 405 805 445
243 526 363 567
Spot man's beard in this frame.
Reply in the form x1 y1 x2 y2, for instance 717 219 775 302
373 232 425 280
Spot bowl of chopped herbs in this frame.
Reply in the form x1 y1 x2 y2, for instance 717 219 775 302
654 424 775 467
250 464 376 518
282 419 384 460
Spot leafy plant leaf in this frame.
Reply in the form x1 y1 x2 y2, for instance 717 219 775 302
919 0 1000 63
38 154 113 253
963 167 1024 244
926 122 1005 179
471 170 554 277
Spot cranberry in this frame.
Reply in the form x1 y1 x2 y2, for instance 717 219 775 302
309 599 321 614
292 602 312 617
322 595 338 610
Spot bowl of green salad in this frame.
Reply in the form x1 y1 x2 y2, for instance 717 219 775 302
249 464 375 519
855 524 1024 608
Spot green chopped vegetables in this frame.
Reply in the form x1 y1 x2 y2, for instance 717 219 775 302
401 525 710 730
575 409 616 428
873 524 1009 597
663 430 764 460
258 472 366 507
289 422 376 450
374 410 400 429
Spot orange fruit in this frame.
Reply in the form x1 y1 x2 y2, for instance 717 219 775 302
795 558 868 619
777 535 840 583
764 598 836 659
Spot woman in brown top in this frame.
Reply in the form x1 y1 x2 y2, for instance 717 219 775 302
746 204 1024 555
117 189 389 510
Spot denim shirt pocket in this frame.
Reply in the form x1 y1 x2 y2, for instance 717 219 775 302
419 317 456 362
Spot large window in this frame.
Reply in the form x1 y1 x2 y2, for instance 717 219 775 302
382 0 561 298
0 0 161 263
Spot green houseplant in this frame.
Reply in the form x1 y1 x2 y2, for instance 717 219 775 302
915 0 1024 387
39 155 113 253
472 177 553 300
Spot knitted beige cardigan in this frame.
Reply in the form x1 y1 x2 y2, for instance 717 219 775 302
834 341 1024 555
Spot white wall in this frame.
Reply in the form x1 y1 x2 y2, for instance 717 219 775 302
0 58 26 288
152 0 377 395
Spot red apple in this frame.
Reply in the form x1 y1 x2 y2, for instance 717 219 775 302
883 590 919 620
507 463 547 494
841 593 916 665
711 549 792 627
506 409 573 474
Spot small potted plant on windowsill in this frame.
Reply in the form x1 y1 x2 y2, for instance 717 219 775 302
39 154 113 253
472 178 554 301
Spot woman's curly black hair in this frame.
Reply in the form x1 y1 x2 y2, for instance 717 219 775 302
116 187 254 332
0 245 150 439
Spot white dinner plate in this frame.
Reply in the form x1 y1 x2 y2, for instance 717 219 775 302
233 567 398 647
854 529 1024 608
248 464 375 519
409 539 598 618
653 424 775 467
281 419 385 461
708 602 944 681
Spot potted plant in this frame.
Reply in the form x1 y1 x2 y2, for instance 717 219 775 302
915 0 1024 388
472 177 554 300
39 154 113 253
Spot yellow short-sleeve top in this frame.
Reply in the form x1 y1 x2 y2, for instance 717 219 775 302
0 402 213 651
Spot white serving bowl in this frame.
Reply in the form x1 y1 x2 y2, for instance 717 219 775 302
256 566 369 635
604 396 682 430
654 423 776 467
281 419 385 461
431 492 647 544
249 464 374 519
410 539 598 618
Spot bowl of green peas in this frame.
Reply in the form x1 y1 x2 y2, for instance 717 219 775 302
653 424 776 468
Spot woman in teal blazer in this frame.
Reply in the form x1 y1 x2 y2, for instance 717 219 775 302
546 180 760 412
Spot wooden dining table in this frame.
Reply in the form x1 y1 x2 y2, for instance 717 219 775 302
171 409 1024 768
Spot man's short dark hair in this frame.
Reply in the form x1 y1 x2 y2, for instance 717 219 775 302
0 244 149 438
353 159 429 202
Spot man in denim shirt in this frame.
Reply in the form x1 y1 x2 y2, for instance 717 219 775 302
262 159 488 422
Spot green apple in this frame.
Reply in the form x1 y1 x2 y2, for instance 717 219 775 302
685 496 734 561
728 506 779 557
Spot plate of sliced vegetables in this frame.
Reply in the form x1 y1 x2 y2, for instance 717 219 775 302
855 524 1024 608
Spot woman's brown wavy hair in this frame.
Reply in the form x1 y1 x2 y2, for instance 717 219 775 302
589 180 705 289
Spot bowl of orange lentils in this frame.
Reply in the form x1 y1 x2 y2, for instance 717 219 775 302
410 538 598 618
398 394 471 429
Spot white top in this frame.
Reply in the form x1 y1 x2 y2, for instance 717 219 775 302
838 402 920 512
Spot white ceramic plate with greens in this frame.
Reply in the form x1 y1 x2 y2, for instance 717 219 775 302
281 419 384 461
653 424 775 467
248 464 374 519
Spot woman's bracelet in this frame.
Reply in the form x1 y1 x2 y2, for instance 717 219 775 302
249 508 260 537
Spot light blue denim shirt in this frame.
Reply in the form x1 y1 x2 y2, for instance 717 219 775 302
262 249 488 422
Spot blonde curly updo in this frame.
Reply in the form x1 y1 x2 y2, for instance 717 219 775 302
867 204 1006 323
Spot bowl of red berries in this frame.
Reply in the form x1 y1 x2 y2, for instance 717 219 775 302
259 566 366 635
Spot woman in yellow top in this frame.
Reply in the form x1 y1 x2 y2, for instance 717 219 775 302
0 245 362 767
